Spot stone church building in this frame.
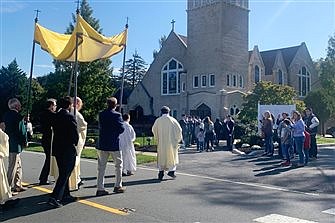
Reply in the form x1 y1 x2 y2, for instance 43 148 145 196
125 0 318 121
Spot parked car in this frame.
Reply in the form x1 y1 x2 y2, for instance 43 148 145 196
326 127 335 137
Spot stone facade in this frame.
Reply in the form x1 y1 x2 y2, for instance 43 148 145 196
125 0 318 121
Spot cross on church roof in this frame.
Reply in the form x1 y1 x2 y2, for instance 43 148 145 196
171 19 175 31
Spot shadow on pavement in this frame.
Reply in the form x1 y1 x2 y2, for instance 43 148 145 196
0 194 55 222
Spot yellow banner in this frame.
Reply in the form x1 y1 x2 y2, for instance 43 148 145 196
34 14 127 62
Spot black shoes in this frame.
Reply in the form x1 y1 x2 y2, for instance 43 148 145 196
158 171 164 181
62 195 78 203
96 190 109 196
48 197 63 208
39 181 52 185
167 171 176 179
113 187 126 193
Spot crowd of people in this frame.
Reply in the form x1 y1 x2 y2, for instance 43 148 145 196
0 95 321 210
0 97 138 209
260 108 320 167
178 114 235 152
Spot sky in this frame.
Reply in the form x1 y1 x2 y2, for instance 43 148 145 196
1 0 334 77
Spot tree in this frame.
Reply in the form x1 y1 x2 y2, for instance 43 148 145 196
304 90 330 135
38 0 116 123
0 59 46 122
153 35 167 60
318 33 335 116
0 59 27 117
121 51 147 88
239 81 302 122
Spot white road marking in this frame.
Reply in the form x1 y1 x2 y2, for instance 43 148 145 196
25 151 320 197
253 214 318 223
322 208 335 215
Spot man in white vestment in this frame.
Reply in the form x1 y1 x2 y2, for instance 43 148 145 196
69 97 87 190
152 106 182 181
0 123 20 209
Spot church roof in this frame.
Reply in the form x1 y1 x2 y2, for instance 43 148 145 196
252 44 301 75
177 34 187 46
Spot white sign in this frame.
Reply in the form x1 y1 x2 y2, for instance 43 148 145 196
258 104 296 132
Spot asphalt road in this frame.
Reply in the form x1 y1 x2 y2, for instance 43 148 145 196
1 146 334 223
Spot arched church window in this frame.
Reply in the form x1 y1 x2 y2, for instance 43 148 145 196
239 75 243 88
278 69 283 85
255 65 260 83
161 58 183 95
233 75 237 87
297 66 310 96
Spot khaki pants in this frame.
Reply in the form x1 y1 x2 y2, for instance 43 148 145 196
97 150 122 190
7 152 22 189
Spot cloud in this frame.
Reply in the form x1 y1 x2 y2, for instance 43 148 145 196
0 1 26 14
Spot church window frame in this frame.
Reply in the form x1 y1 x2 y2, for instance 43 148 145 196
201 75 207 88
161 58 183 96
255 65 260 83
209 74 215 87
278 69 283 85
193 75 199 88
233 75 237 87
297 66 311 97
226 74 230 86
239 75 243 88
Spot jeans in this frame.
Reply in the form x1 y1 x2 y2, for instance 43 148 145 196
264 135 274 154
282 144 291 162
97 150 123 190
294 136 305 165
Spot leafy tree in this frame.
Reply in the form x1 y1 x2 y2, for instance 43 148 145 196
239 81 301 122
153 35 167 60
319 33 335 116
38 0 116 123
304 90 330 135
121 51 147 88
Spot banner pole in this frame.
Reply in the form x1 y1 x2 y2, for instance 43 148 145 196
26 9 40 116
119 18 128 113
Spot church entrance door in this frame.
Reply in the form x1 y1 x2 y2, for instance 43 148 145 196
190 103 211 119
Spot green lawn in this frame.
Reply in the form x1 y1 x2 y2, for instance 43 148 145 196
316 135 335 144
26 145 157 165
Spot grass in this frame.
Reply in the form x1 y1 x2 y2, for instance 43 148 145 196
316 135 335 144
25 145 157 165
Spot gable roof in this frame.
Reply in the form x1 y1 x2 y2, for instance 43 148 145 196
176 34 187 47
250 44 301 75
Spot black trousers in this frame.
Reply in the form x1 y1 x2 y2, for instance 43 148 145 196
51 152 76 201
39 143 51 182
309 134 317 158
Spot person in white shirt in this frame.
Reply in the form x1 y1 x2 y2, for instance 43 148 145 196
119 114 137 176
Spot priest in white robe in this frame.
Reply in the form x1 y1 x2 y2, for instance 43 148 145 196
152 106 182 181
0 124 20 208
119 114 136 176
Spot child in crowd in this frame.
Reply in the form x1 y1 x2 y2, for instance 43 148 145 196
119 114 137 176
281 119 293 166
197 128 205 152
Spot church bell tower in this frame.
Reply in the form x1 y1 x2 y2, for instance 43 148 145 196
186 0 249 91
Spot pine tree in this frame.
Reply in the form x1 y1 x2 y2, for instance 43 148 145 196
122 51 147 88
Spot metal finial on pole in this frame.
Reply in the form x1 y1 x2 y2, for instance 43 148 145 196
119 17 129 113
34 9 41 23
171 19 175 31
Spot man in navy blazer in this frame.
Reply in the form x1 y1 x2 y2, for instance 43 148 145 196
96 97 125 196
48 96 79 208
